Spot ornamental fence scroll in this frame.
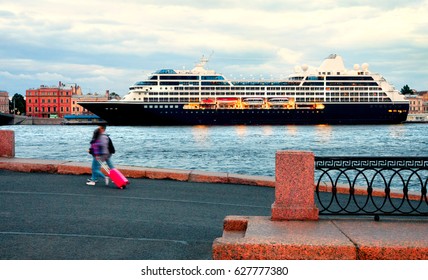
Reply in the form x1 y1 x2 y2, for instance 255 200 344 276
314 157 428 218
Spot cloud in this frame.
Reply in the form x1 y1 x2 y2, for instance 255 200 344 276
0 0 427 95
0 58 139 94
276 49 304 65
3 1 427 54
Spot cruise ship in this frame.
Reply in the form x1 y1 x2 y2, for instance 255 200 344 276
79 54 409 125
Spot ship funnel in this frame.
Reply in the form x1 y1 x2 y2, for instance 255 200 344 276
318 54 346 74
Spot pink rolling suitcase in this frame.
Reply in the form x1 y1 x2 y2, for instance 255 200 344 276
109 168 129 189
99 161 129 189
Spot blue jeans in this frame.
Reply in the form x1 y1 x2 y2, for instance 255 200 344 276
91 156 114 181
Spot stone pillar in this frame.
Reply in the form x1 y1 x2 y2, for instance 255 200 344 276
271 151 319 220
0 130 15 158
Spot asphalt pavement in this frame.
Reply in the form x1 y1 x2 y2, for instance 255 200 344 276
0 169 274 260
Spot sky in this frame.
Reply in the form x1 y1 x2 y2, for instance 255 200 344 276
1 0 427 97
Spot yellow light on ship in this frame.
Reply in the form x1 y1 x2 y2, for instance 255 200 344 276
315 103 325 110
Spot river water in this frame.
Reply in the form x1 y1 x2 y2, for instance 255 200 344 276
1 123 427 177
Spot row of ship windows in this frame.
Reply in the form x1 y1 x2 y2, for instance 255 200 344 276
203 86 381 91
150 75 373 81
144 105 179 109
160 81 379 86
155 75 225 80
133 97 391 102
326 98 391 102
139 106 325 113
132 86 382 91
138 79 376 84
142 92 386 97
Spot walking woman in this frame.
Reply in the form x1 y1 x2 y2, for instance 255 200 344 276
87 125 114 186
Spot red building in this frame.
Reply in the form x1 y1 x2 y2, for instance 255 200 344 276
0 90 9 113
26 82 80 118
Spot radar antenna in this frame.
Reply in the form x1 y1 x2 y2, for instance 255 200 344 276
194 51 214 69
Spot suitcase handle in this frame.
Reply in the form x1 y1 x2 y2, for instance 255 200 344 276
97 159 111 173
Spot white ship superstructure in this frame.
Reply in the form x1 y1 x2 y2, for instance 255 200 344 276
122 54 406 110
79 54 409 125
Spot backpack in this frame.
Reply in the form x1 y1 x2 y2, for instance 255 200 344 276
108 136 115 154
88 139 96 155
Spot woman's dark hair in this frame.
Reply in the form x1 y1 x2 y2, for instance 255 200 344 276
91 128 101 142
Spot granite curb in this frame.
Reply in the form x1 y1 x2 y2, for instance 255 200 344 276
0 157 275 187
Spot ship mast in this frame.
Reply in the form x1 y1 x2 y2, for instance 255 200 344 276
192 51 214 73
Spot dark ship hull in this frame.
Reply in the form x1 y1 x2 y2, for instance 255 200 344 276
79 102 409 126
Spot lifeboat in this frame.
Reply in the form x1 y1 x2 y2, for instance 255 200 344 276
268 97 289 105
201 98 216 104
216 97 238 104
296 104 315 109
242 97 264 106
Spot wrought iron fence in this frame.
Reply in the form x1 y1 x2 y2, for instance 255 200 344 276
315 157 428 218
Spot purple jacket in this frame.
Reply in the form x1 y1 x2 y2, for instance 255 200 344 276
91 134 109 156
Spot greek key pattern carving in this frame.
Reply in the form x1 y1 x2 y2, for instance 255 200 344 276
315 157 428 169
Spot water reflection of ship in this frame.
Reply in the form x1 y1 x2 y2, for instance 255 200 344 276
388 125 407 139
262 126 273 136
235 125 247 138
314 124 332 143
286 126 298 136
192 125 210 146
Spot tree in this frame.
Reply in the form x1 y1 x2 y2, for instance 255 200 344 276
400 85 413 95
10 93 26 115
109 92 121 100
